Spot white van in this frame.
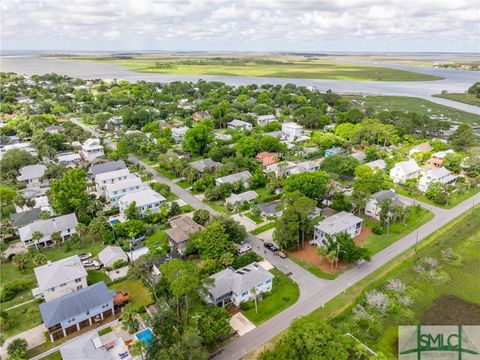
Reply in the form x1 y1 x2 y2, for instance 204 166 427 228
236 243 252 254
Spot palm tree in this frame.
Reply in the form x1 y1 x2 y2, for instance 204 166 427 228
31 231 44 250
121 304 139 334
33 253 48 266
76 223 88 246
327 250 338 272
12 253 28 271
130 340 147 360
26 307 37 323
249 288 259 315
51 231 62 248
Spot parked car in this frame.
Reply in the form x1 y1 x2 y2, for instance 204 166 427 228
237 243 252 254
264 242 278 252
78 253 93 261
82 259 101 269
276 251 287 259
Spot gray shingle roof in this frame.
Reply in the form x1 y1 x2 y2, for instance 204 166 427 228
40 282 115 327
34 255 87 290
216 171 252 185
189 158 222 173
17 164 47 181
371 190 406 207
88 160 126 176
18 213 78 242
98 246 127 267
10 208 41 227
315 211 363 235
60 331 112 360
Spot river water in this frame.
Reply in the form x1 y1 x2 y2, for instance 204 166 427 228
1 53 479 115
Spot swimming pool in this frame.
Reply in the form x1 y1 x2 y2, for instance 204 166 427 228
135 327 154 345
110 219 120 225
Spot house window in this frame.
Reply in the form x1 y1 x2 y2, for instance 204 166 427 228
60 283 67 287
77 285 83 290
86 311 90 315
241 291 248 297
75 278 82 283
266 279 272 284
49 287 55 292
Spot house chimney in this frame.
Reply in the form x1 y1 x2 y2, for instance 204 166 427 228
253 263 259 269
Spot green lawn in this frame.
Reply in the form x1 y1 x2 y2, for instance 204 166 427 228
203 200 229 214
87 270 111 285
290 257 338 280
98 326 113 335
362 206 434 255
250 222 275 235
154 166 177 179
68 55 443 81
395 186 480 209
433 93 480 107
175 180 191 189
43 351 62 360
110 279 152 308
242 269 299 325
348 95 480 125
244 212 264 224
2 301 42 338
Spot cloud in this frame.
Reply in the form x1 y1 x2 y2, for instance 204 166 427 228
1 0 478 52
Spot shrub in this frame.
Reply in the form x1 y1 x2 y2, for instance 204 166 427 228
240 301 254 311
372 224 384 234
103 208 120 216
231 252 262 269
0 279 33 302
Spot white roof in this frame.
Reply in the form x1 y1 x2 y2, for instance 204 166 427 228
226 190 258 203
216 171 252 184
229 119 251 127
82 138 103 150
19 213 78 241
432 149 454 159
95 168 131 183
394 159 420 174
34 255 87 290
257 115 275 120
98 246 127 266
282 122 303 129
315 211 363 236
127 247 149 262
57 153 81 162
425 167 452 180
118 188 166 207
17 164 46 181
365 159 386 170
105 176 143 194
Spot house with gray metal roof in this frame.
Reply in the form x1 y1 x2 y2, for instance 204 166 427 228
88 160 126 178
98 246 128 269
312 211 363 246
10 207 41 229
189 158 223 173
225 191 258 205
33 255 88 301
365 159 386 171
390 159 422 184
40 281 116 341
228 119 252 131
18 213 78 249
418 167 457 192
16 164 47 187
205 262 274 306
215 171 252 187
118 188 166 216
365 190 407 220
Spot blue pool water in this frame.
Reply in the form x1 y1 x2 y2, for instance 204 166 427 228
135 328 154 345
110 219 120 225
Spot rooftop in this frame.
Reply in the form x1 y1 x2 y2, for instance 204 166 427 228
88 160 127 176
118 188 166 207
95 168 132 183
17 164 46 181
19 213 78 241
34 254 87 290
315 211 363 235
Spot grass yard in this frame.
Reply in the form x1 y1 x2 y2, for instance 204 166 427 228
43 351 62 360
433 93 480 107
242 269 299 325
348 95 480 125
203 200 229 214
154 166 177 180
110 279 152 308
87 270 111 285
175 180 191 189
362 206 433 255
250 222 275 235
64 55 443 81
396 186 480 209
290 257 338 280
2 301 42 338
244 212 264 224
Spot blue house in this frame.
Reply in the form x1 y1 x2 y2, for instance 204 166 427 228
40 281 116 341
324 146 347 157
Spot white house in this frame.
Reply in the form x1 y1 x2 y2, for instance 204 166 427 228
228 119 252 131
56 152 81 167
264 160 319 177
98 246 128 268
95 168 133 196
118 188 166 216
365 190 407 220
225 190 258 205
32 255 88 301
257 114 276 126
18 213 78 249
418 167 457 192
205 263 274 306
311 211 363 246
389 159 422 184
0 142 38 159
80 138 104 162
171 126 189 142
215 171 252 187
104 176 144 205
16 164 47 187
281 122 303 142
408 142 432 156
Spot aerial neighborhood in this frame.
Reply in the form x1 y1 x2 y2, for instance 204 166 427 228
0 72 478 360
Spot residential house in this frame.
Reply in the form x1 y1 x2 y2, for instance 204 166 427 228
215 171 252 187
228 119 252 131
60 330 132 360
166 216 204 254
56 152 81 167
0 142 38 159
205 262 274 307
171 126 189 142
389 159 422 183
263 160 319 177
193 110 211 121
418 167 457 192
426 150 455 169
365 190 407 220
215 133 233 141
365 159 386 171
177 98 192 109
190 158 223 173
104 176 144 205
17 187 50 213
258 200 283 218
45 125 63 134
40 282 116 341
32 255 88 301
281 122 303 142
293 160 320 174
16 164 47 187
409 142 432 156
311 211 363 246
255 152 278 166
98 246 128 269
88 160 127 179
10 207 41 231
80 138 104 162
351 151 366 163
324 147 347 157
95 168 133 196
225 191 258 205
19 213 78 249
256 114 276 126
118 188 166 216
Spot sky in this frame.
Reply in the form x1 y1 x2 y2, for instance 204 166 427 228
1 0 479 53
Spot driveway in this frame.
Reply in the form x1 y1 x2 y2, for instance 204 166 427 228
229 313 256 336
0 324 47 359
232 214 257 232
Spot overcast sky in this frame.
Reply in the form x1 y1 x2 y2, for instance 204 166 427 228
2 0 479 53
